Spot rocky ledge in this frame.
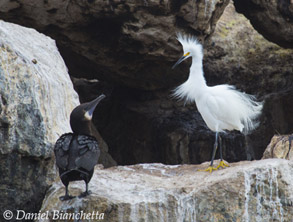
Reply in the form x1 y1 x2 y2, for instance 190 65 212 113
234 0 293 48
0 0 229 90
263 135 293 161
40 159 293 222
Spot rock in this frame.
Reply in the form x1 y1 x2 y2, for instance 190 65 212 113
233 0 293 48
91 124 117 168
40 160 293 222
0 20 79 215
262 135 293 160
206 1 293 95
0 20 115 217
91 1 293 165
205 1 293 95
0 0 229 90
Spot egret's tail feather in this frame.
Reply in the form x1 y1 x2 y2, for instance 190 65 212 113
232 89 263 135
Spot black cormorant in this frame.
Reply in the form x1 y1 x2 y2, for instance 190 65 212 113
54 94 105 200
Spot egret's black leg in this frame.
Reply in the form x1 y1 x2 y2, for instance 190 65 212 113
219 134 223 161
198 132 219 173
210 132 219 166
59 185 74 201
216 134 229 170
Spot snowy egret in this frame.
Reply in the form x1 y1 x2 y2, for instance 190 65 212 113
172 33 263 173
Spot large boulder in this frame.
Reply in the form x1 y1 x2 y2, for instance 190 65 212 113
234 0 293 48
262 134 293 160
0 0 229 90
0 20 115 217
40 159 293 222
0 20 79 216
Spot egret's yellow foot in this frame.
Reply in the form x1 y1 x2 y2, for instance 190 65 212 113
198 166 218 173
216 160 229 169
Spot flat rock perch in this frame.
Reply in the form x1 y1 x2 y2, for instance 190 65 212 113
39 159 293 222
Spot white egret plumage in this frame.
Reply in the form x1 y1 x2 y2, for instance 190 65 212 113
172 33 263 172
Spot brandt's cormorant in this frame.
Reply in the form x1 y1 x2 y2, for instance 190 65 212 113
54 94 105 201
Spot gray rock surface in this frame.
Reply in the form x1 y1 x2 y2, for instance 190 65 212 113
0 20 115 217
263 134 293 161
0 0 229 90
234 0 293 48
0 20 79 215
40 159 293 222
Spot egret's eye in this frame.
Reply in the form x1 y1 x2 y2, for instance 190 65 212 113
184 52 190 57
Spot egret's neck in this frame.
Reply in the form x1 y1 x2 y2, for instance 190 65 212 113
188 56 207 88
173 56 208 102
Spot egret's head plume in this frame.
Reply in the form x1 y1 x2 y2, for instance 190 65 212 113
172 33 203 69
176 33 203 61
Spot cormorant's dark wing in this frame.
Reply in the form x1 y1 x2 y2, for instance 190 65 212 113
75 135 100 171
54 133 73 169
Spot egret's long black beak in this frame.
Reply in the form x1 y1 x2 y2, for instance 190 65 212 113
172 55 187 69
86 94 106 117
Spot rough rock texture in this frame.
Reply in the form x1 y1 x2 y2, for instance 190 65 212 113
90 123 117 168
0 20 79 216
40 160 293 222
0 0 229 90
234 0 293 48
1 0 293 168
263 135 293 160
205 2 293 95
91 2 293 165
0 20 115 217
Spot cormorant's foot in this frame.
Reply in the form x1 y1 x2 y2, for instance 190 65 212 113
216 160 229 170
59 195 75 201
198 166 218 173
79 190 92 198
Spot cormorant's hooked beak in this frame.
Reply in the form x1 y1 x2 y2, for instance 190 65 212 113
84 94 106 120
172 52 190 69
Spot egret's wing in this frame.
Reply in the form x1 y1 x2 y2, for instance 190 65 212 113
198 86 238 131
75 135 100 171
202 84 261 132
199 94 223 130
54 133 73 169
208 94 230 120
